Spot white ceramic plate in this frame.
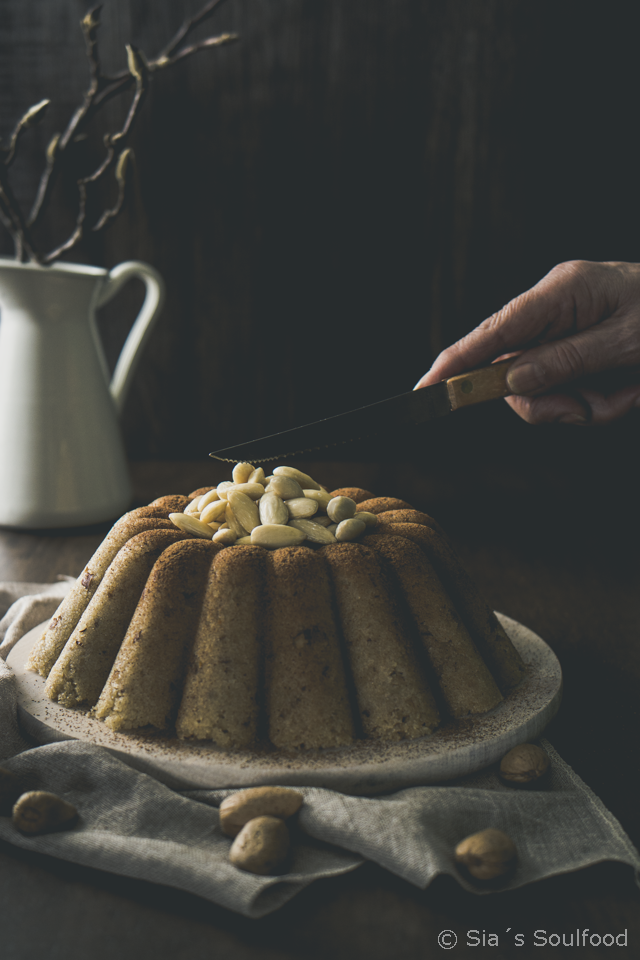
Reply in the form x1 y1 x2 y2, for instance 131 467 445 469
7 614 561 795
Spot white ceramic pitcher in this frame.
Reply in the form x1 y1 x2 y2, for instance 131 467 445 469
0 258 165 528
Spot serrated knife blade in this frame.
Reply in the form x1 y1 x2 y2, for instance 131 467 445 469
209 359 513 463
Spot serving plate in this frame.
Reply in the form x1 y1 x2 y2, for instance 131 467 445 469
7 614 561 795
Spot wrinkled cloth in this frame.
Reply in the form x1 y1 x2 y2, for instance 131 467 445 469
1 581 639 918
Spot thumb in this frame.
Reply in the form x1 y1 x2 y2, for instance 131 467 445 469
505 318 639 395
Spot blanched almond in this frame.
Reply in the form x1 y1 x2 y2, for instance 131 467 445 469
259 493 289 526
303 489 332 511
266 476 304 500
227 490 260 532
355 511 378 527
327 496 357 523
310 515 333 527
199 488 221 509
273 466 321 490
169 513 214 539
289 519 337 544
225 502 249 538
200 499 228 524
232 462 255 484
236 536 253 545
335 517 366 541
216 481 236 499
248 467 266 485
212 528 237 545
251 524 305 548
285 497 318 519
231 482 265 500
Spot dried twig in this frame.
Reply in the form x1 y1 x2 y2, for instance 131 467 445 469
1 0 238 262
42 43 149 263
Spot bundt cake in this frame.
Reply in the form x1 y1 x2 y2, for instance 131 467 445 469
26 464 526 752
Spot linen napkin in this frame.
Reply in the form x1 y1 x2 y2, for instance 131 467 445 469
1 581 639 918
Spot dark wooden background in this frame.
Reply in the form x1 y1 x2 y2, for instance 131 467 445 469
1 0 640 467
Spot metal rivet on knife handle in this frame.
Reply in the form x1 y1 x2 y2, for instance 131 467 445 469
445 359 513 411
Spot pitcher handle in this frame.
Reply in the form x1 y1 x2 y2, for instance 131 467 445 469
97 260 166 415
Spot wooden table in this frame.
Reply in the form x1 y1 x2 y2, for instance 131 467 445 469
2 445 639 959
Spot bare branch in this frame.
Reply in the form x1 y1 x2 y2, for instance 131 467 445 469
156 0 232 61
43 46 148 263
41 183 87 264
82 5 103 94
2 100 50 168
0 166 39 261
92 147 132 232
154 32 238 70
28 4 105 228
5 0 238 260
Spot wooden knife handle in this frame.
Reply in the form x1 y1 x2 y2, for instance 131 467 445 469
445 359 513 411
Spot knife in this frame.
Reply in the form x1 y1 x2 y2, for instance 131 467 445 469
209 358 513 463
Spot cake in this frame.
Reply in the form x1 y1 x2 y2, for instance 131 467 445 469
27 465 526 752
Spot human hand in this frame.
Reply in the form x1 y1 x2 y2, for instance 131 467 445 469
414 260 640 424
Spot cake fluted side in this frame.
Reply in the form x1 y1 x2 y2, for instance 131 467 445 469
264 546 356 750
175 545 267 747
94 539 220 731
365 521 527 692
26 515 175 678
44 529 187 708
323 542 441 740
367 535 504 718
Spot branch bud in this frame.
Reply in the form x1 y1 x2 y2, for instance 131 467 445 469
20 100 50 129
115 147 133 184
126 44 146 82
46 133 60 164
82 5 102 33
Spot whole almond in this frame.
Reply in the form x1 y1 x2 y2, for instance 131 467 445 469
220 786 303 837
455 829 517 880
13 791 78 835
229 816 289 875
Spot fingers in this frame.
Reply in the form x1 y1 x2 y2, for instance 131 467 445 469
505 314 640 396
414 260 640 391
414 260 611 389
506 383 640 425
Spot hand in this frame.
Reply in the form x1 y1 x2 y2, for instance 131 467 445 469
414 260 640 425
